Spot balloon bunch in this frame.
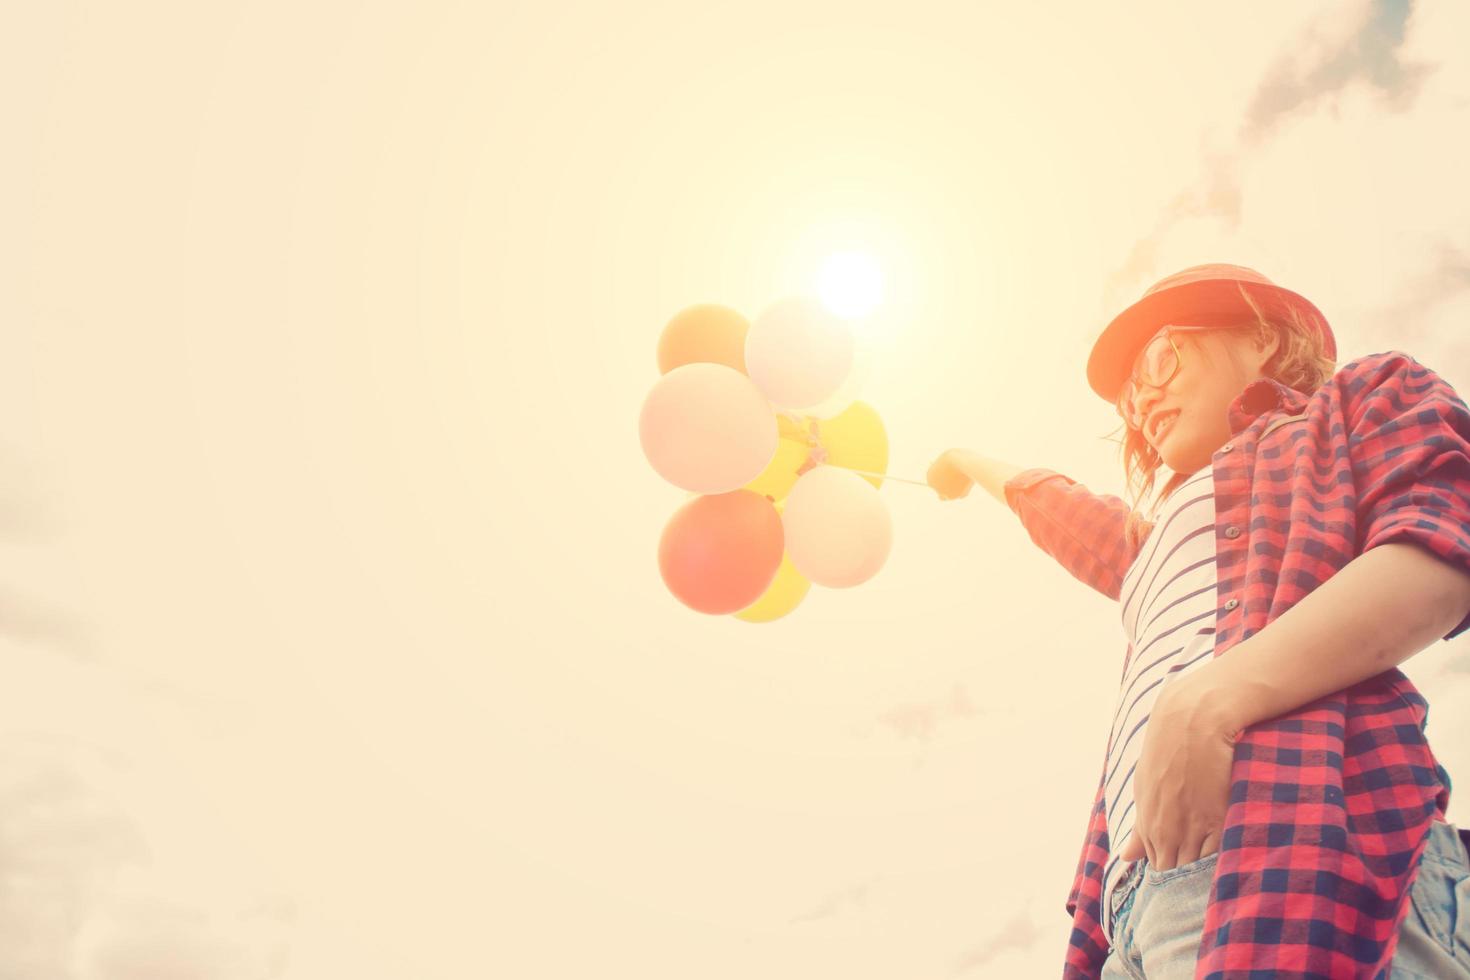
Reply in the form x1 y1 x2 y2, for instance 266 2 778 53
640 298 897 623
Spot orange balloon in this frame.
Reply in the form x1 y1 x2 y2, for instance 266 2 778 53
658 490 784 615
657 304 749 375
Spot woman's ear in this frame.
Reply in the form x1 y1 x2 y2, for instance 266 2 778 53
1252 327 1282 367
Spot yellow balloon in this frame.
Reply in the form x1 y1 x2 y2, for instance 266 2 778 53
735 500 811 623
743 436 811 502
811 401 888 489
775 412 811 441
733 552 811 623
728 497 798 622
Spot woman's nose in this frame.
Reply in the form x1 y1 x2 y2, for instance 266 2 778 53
1131 385 1164 423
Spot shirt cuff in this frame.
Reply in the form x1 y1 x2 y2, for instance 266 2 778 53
1002 467 1070 512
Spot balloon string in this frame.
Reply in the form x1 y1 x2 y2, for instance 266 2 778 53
823 463 932 488
777 410 929 488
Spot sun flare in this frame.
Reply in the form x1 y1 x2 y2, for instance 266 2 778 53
816 251 885 319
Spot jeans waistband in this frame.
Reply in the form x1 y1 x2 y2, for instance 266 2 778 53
1425 818 1469 869
1108 821 1466 939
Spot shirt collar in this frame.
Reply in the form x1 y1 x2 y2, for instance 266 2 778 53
1228 377 1310 435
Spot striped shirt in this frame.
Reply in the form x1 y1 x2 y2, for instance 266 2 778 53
1100 468 1218 944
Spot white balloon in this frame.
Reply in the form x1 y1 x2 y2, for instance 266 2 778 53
801 340 874 420
781 465 892 588
638 363 778 494
745 296 856 411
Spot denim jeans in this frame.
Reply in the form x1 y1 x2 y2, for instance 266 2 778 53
1101 819 1470 978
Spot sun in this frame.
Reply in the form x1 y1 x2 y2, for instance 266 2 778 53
816 251 885 319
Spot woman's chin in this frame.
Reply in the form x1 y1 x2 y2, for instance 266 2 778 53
1161 446 1207 476
1155 433 1191 473
1154 436 1176 469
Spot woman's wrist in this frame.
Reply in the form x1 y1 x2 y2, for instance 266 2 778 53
947 450 1025 505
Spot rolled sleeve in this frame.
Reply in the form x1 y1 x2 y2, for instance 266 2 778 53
1001 467 1071 513
1001 467 1143 601
1348 352 1470 640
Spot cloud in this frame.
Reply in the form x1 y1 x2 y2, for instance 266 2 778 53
1109 0 1434 299
949 902 1050 976
0 440 68 544
1240 0 1431 145
1380 240 1470 335
0 737 150 979
70 866 295 980
1107 149 1245 302
0 671 295 979
0 443 93 656
788 876 879 925
0 586 95 659
859 683 981 745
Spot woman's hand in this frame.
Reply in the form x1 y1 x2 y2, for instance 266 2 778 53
927 450 975 501
1116 665 1243 870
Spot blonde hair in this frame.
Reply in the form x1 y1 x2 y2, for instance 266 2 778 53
1109 286 1338 551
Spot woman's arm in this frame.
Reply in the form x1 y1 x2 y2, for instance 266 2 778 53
929 448 1146 601
1117 539 1470 869
943 448 1025 505
1195 541 1470 734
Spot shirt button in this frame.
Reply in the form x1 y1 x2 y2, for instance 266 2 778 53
1224 525 1242 539
1224 598 1239 611
1219 443 1233 453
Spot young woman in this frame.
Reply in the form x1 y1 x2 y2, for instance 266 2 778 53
927 264 1470 978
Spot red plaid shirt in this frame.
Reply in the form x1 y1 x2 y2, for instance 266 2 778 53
1003 351 1470 979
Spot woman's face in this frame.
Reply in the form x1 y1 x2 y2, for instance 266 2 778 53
1128 326 1279 476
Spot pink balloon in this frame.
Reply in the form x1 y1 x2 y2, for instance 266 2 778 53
659 491 784 614
639 363 778 493
781 466 892 588
745 296 855 411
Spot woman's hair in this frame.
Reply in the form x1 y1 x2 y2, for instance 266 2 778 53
1111 285 1339 551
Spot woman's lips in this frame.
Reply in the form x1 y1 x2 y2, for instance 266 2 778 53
1152 410 1178 441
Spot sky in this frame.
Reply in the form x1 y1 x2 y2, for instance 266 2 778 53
2 0 1469 976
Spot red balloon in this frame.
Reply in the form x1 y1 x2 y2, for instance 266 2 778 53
658 490 784 615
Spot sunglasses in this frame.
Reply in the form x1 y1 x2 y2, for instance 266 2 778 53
1116 324 1240 431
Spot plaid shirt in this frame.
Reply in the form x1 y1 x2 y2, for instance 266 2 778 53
1002 351 1470 979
